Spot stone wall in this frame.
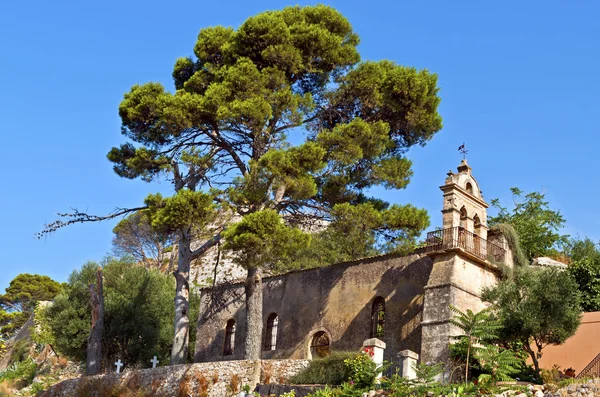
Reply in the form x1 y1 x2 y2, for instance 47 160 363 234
195 252 433 366
39 359 309 397
421 251 501 364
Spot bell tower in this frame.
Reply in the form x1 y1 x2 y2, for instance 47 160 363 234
420 159 507 369
441 159 488 239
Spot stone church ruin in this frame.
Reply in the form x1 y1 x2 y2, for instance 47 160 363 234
194 160 515 367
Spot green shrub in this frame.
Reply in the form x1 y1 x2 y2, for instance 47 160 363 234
344 352 379 389
9 339 30 364
0 358 37 388
290 352 357 385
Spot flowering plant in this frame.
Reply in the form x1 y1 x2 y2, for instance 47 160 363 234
344 352 378 390
362 347 375 357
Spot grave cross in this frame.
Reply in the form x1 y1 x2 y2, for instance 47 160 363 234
114 359 124 374
150 356 159 369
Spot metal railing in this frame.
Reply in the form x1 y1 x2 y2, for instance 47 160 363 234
425 226 506 264
577 352 600 378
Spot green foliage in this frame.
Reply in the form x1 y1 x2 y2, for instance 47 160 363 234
412 362 444 385
482 266 582 377
0 359 37 388
0 310 27 341
44 261 98 361
86 4 442 362
343 352 379 389
476 345 520 385
45 258 180 366
0 274 62 341
488 223 528 268
223 209 311 271
449 305 501 382
489 187 568 261
31 302 55 350
290 352 356 385
9 339 30 364
0 274 62 313
566 238 600 312
111 4 442 262
144 190 218 235
112 210 176 267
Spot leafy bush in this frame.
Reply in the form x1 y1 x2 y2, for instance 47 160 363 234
44 257 195 367
0 358 37 388
476 345 520 385
344 351 379 389
290 352 356 385
9 339 30 364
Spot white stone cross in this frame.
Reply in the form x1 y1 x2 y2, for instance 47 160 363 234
114 359 124 373
150 356 159 368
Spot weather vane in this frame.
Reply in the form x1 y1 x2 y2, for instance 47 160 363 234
458 142 468 159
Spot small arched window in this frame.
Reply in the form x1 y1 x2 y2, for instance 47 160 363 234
473 214 481 228
310 331 330 358
223 319 236 356
459 206 468 229
264 313 279 351
370 297 385 338
466 182 473 195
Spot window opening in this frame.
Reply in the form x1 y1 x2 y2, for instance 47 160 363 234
264 313 279 351
370 297 385 338
310 331 330 358
224 319 236 355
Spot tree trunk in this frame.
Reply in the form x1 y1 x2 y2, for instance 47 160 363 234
244 267 263 360
465 344 470 384
86 269 104 375
170 232 192 364
523 340 540 379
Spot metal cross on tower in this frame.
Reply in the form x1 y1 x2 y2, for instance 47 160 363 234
458 143 468 159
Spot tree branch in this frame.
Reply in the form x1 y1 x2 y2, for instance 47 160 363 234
37 206 147 239
191 232 224 259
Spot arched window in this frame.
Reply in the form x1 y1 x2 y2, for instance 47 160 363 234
370 297 385 338
473 214 481 228
223 319 236 356
264 313 279 351
459 206 468 229
310 331 330 358
466 182 473 195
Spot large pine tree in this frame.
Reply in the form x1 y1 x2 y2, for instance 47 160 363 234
42 5 443 363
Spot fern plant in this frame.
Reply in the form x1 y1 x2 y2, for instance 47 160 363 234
449 305 501 383
476 344 520 385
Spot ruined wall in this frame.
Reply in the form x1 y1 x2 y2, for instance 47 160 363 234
195 253 433 365
39 359 309 397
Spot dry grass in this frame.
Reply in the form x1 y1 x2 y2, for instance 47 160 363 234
57 357 68 369
177 374 193 397
229 373 240 393
262 362 273 384
0 380 16 397
196 373 209 397
70 376 166 397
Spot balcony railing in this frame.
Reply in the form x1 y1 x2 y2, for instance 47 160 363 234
425 226 506 264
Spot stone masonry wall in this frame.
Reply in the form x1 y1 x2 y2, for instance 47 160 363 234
195 252 433 367
39 359 309 397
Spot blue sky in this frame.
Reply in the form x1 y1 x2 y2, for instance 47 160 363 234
1 0 599 292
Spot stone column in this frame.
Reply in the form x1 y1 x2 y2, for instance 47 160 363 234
398 350 419 380
362 338 386 378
